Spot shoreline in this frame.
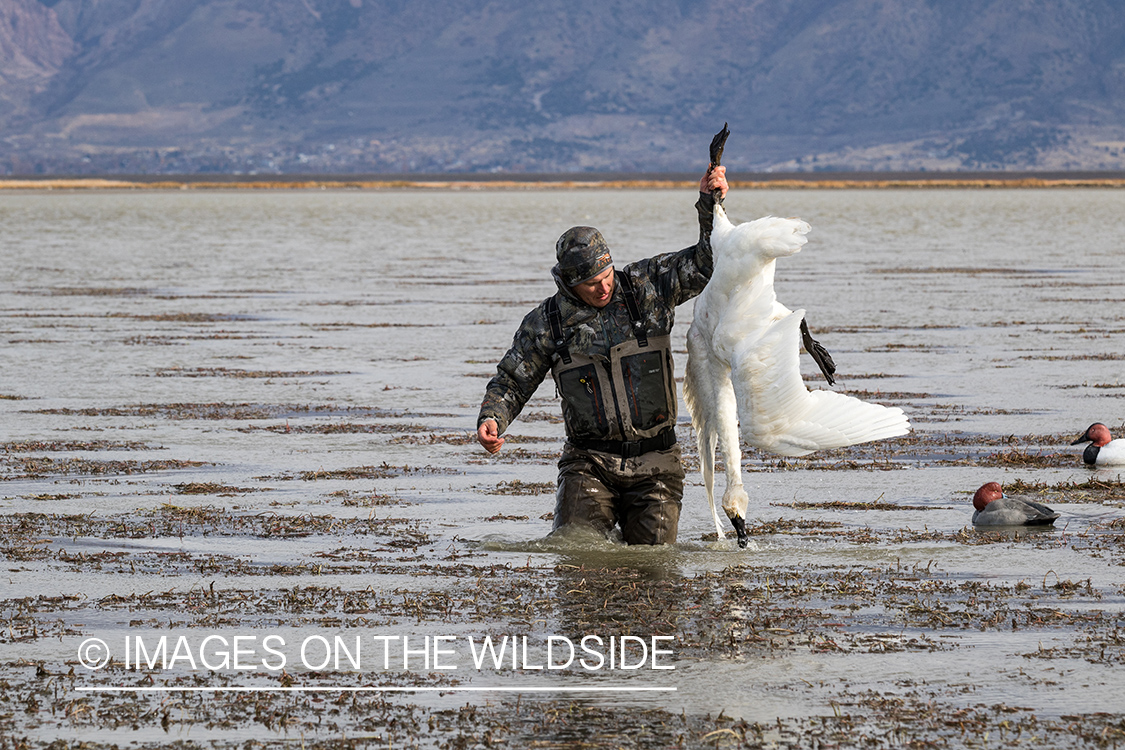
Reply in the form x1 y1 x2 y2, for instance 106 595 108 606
3 172 1125 190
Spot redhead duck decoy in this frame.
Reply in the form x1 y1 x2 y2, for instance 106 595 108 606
683 126 910 549
1070 422 1125 467
971 482 1059 526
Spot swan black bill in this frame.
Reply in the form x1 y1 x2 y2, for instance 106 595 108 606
730 515 750 549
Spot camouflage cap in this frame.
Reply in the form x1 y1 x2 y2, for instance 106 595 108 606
555 226 613 287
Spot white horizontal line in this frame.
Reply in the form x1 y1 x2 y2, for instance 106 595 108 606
76 685 676 693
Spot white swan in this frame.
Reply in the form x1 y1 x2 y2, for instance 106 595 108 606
683 204 911 547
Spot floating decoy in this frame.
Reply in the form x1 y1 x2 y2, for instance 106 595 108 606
1070 422 1125 467
971 481 1059 526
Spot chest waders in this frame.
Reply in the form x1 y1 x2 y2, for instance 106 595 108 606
546 273 678 460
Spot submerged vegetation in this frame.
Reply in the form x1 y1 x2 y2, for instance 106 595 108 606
3 187 1125 748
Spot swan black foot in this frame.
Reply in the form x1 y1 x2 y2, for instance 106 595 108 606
730 515 749 548
800 317 836 386
708 123 730 203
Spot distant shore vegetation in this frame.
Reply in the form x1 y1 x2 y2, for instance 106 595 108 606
2 175 1125 190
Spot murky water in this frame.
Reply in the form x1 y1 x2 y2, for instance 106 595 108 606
2 186 1125 746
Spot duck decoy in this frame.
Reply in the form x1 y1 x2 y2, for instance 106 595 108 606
1070 422 1125 467
971 481 1059 526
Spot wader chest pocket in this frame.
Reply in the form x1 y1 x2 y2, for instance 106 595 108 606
557 364 608 436
621 351 671 430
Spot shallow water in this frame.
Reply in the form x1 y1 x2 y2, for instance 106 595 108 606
2 186 1125 746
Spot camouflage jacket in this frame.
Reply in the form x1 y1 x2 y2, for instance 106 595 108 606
478 192 719 442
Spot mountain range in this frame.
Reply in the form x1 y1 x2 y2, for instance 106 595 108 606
3 0 1125 175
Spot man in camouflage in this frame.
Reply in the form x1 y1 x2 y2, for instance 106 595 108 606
477 167 729 545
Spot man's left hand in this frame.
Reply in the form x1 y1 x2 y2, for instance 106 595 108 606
701 166 728 199
477 419 505 454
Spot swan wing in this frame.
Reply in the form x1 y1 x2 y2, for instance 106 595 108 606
730 310 910 457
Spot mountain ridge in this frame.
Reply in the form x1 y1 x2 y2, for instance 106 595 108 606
3 0 1125 175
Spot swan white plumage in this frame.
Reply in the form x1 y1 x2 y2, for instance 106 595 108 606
683 204 911 547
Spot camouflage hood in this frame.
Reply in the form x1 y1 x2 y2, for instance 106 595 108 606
553 226 613 288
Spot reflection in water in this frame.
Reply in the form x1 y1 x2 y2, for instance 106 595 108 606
477 523 762 580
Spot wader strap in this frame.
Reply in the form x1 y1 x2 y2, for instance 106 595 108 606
616 273 649 348
571 427 676 458
546 296 571 365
